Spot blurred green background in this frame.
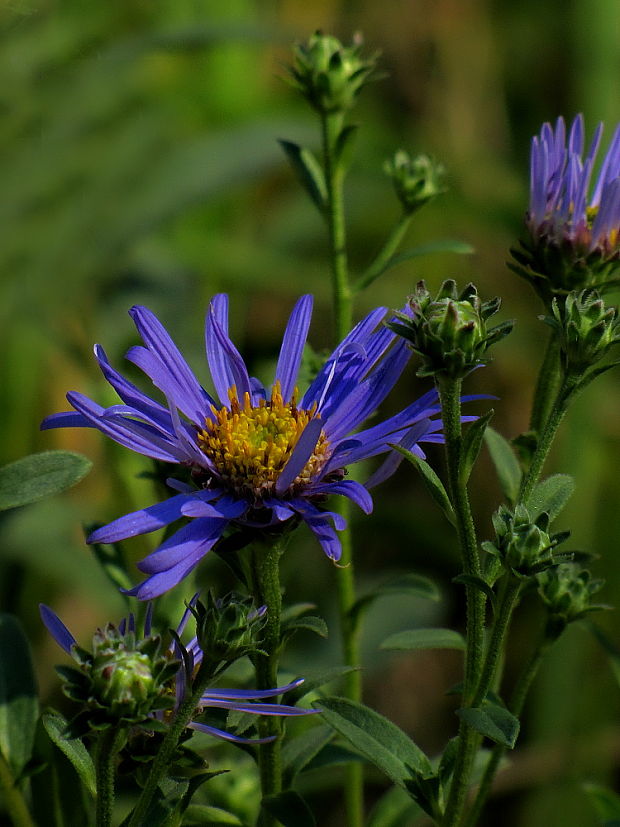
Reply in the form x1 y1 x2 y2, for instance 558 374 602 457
2 1 620 824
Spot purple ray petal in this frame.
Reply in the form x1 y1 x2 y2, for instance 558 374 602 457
187 721 276 744
40 411 91 430
137 516 228 575
87 493 198 545
201 678 304 700
39 604 76 655
275 295 313 402
205 296 252 405
309 479 373 514
275 418 324 494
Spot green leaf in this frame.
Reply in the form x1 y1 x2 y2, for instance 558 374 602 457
0 614 38 777
316 696 433 788
390 444 455 525
262 790 315 827
366 784 424 827
278 139 326 211
584 783 620 823
303 742 366 772
282 724 334 786
42 712 96 799
457 702 520 749
183 805 243 826
587 622 620 688
0 450 92 511
461 410 494 484
282 615 328 639
381 628 465 652
280 603 316 623
452 574 495 612
350 573 440 628
527 474 575 522
484 426 522 504
361 240 474 284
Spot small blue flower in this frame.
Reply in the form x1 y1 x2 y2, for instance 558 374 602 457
511 114 620 302
42 295 446 598
40 598 316 744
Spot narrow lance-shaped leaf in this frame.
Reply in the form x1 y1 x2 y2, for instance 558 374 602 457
0 614 38 777
42 712 96 799
460 410 494 485
315 696 433 789
380 628 465 652
278 139 326 211
0 450 92 511
527 474 575 522
484 426 522 504
282 725 334 786
356 239 474 287
390 443 455 525
457 702 520 749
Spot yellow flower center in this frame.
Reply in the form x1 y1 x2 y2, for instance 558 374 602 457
197 382 330 498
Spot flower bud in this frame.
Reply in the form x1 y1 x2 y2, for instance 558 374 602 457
537 563 604 627
483 505 562 577
544 290 620 374
388 280 513 378
384 151 446 214
194 592 267 665
287 31 379 114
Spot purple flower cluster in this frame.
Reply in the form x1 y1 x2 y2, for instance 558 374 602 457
42 295 446 599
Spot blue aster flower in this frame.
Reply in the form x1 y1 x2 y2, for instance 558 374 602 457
40 597 316 744
510 114 620 303
42 295 446 599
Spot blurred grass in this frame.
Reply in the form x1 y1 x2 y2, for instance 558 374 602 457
1 1 620 824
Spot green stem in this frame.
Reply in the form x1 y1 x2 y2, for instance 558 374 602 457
437 375 486 827
250 541 284 826
353 212 413 293
472 575 521 707
95 727 126 827
127 660 218 827
529 332 562 435
463 631 557 827
320 108 363 827
0 751 34 827
519 373 580 505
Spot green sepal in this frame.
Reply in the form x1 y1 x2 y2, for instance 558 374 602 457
315 696 433 786
0 450 92 511
389 443 455 525
452 574 496 613
460 409 494 484
526 473 575 521
484 426 522 504
278 139 326 211
41 711 96 798
380 628 465 652
0 613 38 777
282 724 334 786
349 572 440 629
262 790 316 827
457 701 520 748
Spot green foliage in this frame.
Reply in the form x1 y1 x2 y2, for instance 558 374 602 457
41 712 96 799
262 790 316 827
456 701 520 749
380 628 465 652
0 451 92 512
0 614 38 778
484 426 522 504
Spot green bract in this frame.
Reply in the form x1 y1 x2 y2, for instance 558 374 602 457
388 279 513 378
193 592 267 665
287 31 379 114
544 289 620 374
384 151 446 215
482 504 569 578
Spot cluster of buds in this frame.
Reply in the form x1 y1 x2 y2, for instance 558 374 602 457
384 150 445 214
192 592 267 666
52 619 178 735
388 280 513 378
509 115 620 308
543 289 620 375
287 31 379 114
537 563 605 632
482 505 570 578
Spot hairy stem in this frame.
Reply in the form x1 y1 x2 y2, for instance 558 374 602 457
438 375 486 827
529 332 561 435
320 108 363 827
95 727 126 827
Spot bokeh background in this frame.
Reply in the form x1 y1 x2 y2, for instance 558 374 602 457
2 1 620 825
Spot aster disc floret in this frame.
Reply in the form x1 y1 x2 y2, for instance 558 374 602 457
40 598 316 744
387 279 513 378
42 294 448 599
510 114 620 305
